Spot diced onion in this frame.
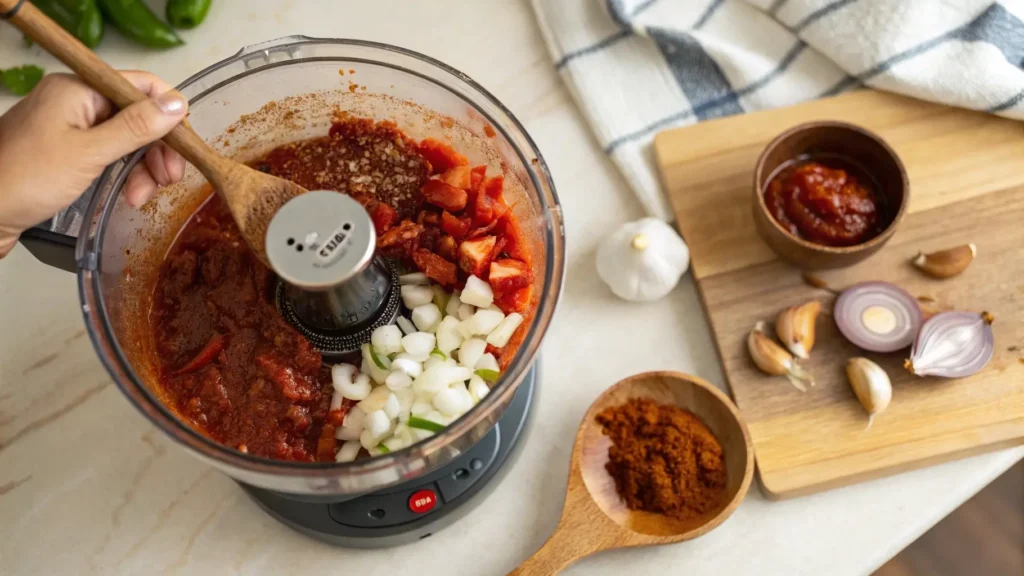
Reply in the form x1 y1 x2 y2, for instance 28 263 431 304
330 388 344 411
359 429 378 450
436 316 464 355
402 332 436 360
461 275 494 308
433 387 464 416
360 344 390 383
396 316 417 335
475 353 499 372
366 409 392 438
399 272 430 285
413 364 449 395
423 355 447 371
468 375 490 401
383 393 401 419
382 436 407 452
459 338 487 369
412 303 442 333
357 385 392 414
390 355 422 378
401 285 434 308
335 406 365 441
457 302 475 321
411 400 433 417
445 291 463 317
371 325 403 355
445 366 474 384
333 364 371 401
335 440 362 462
464 308 505 336
486 313 523 348
385 370 413 390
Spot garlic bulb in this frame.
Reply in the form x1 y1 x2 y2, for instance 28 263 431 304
846 357 892 429
596 218 689 301
747 322 814 392
775 301 821 359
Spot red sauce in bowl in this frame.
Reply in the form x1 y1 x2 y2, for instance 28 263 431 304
764 159 881 247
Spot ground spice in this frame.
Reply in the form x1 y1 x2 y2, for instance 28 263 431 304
596 398 727 520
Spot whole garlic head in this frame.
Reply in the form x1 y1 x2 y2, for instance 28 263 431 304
596 218 690 301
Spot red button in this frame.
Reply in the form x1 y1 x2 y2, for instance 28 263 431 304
408 489 437 514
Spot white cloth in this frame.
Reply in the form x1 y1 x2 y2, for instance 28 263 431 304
532 0 1024 220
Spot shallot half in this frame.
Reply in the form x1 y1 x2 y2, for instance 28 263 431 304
906 311 994 378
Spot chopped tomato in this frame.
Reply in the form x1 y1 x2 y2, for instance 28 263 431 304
468 219 501 239
494 285 532 314
255 354 315 401
174 333 225 375
441 211 471 239
422 179 468 212
413 249 458 286
499 215 531 264
489 236 507 262
440 165 472 189
419 138 469 174
369 201 397 235
379 220 424 248
438 235 458 262
458 235 497 277
470 165 487 191
485 343 502 356
482 175 504 198
472 193 507 227
489 259 532 294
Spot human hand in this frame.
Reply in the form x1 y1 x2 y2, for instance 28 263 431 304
0 70 189 257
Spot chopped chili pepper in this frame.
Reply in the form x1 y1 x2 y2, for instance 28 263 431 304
413 249 459 286
441 211 471 239
418 138 469 174
422 179 468 212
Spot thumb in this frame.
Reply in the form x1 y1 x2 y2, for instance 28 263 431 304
84 90 188 166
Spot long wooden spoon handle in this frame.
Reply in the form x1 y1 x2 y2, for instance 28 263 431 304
2 0 228 179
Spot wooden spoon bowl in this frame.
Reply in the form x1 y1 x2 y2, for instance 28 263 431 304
511 371 754 575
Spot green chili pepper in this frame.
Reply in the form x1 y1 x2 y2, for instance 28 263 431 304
34 0 104 48
97 0 182 48
166 0 211 29
1 66 45 96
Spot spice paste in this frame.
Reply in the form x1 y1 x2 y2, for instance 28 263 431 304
764 159 880 247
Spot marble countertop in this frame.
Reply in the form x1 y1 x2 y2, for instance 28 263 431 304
1 1 1020 574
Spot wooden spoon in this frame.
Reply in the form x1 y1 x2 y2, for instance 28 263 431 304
1 0 305 263
509 371 754 575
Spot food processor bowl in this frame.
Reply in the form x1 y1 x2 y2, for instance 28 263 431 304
61 37 563 495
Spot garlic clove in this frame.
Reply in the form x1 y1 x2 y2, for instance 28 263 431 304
846 357 892 429
912 243 976 279
775 301 821 359
747 322 814 392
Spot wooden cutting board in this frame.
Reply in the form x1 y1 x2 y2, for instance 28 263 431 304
653 90 1024 499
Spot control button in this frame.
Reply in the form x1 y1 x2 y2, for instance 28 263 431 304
368 508 386 519
408 489 438 514
454 468 470 480
470 458 484 471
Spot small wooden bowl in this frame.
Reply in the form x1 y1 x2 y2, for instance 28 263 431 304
753 121 909 269
510 372 754 574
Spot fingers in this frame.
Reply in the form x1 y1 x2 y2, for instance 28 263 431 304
124 163 159 208
83 88 188 169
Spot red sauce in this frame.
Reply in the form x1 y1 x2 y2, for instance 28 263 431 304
152 117 535 462
764 159 881 247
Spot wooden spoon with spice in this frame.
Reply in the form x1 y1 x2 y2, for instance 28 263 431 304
509 371 754 576
3 0 305 264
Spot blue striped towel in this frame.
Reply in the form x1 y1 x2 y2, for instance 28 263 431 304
532 0 1024 220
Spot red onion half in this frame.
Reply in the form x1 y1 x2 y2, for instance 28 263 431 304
834 282 922 352
906 311 994 378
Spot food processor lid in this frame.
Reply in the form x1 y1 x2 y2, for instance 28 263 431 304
266 191 376 291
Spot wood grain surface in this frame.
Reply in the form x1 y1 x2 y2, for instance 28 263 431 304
653 90 1024 499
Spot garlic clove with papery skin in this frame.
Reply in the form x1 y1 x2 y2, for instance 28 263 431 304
747 322 814 392
912 243 976 279
776 301 821 359
846 357 892 429
596 218 689 302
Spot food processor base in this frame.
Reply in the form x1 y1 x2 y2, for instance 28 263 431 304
238 363 536 548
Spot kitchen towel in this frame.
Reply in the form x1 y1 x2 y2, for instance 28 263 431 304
532 0 1024 220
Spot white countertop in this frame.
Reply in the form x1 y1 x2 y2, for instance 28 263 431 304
1 1 1021 574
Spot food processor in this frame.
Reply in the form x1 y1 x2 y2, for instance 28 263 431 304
19 37 565 547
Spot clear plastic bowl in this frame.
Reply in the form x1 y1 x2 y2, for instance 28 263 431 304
75 37 564 496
